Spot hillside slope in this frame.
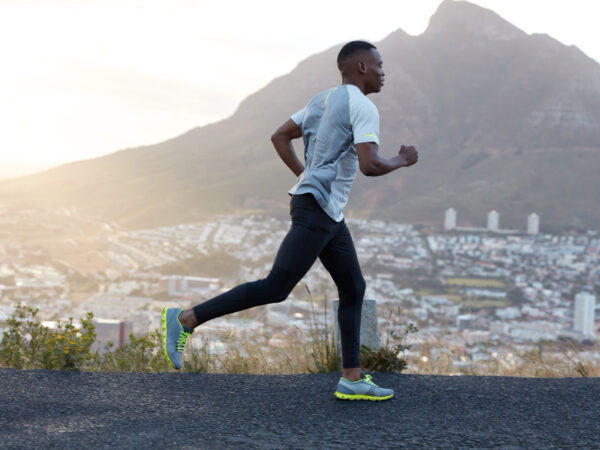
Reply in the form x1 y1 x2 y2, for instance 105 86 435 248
2 0 599 230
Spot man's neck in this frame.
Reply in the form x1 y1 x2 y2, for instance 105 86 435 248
341 78 367 95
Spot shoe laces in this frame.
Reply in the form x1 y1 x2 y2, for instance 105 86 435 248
363 374 378 386
176 330 192 352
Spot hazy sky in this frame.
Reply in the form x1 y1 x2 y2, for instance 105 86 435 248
1 0 599 170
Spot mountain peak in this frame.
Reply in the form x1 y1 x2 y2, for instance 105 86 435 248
2 1 600 231
424 0 525 40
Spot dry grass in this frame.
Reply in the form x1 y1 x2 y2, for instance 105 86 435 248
405 338 600 378
4 303 598 378
183 325 340 374
182 330 600 378
184 288 341 374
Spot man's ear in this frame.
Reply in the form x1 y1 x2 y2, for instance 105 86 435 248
358 60 367 74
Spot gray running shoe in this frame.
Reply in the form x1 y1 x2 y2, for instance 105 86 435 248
161 307 193 369
334 374 394 401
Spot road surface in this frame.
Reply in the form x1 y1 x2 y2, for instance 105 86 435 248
1 369 599 448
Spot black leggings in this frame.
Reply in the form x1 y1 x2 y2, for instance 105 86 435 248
192 193 365 368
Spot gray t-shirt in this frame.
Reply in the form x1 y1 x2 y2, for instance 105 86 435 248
288 84 380 222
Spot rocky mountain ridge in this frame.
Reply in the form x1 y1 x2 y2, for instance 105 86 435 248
2 0 599 231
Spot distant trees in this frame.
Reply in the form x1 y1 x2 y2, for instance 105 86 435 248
506 286 526 306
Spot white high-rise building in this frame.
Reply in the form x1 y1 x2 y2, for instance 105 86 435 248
573 292 596 336
444 208 457 230
527 213 539 235
487 210 499 231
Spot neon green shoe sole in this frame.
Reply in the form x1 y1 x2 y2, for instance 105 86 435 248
161 308 177 369
334 391 394 401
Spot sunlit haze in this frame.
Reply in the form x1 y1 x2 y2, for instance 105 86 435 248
1 0 599 175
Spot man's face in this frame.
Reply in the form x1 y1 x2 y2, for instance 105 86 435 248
364 49 385 94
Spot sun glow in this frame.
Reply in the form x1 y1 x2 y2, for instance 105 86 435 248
1 0 598 174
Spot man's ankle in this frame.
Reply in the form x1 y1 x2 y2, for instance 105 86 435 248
342 368 362 381
178 309 198 330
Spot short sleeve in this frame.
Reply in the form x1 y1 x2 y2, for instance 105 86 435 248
350 94 380 145
291 108 305 126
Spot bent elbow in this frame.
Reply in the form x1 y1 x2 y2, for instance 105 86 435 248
360 167 372 176
360 160 381 176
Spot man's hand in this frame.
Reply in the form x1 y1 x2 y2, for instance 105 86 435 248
398 145 418 167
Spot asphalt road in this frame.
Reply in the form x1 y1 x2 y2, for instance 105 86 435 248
1 369 599 449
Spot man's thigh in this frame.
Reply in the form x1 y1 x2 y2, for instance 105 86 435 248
318 221 362 277
271 199 335 277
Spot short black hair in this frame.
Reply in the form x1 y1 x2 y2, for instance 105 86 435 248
337 40 377 70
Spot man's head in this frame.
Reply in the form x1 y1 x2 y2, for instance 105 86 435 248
337 40 384 94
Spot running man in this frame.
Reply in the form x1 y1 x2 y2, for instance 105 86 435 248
162 40 418 401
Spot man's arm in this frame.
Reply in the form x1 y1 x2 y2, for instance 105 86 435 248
271 119 304 177
356 142 418 177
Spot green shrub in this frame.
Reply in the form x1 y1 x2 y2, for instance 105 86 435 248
360 323 418 373
0 304 96 370
99 330 173 372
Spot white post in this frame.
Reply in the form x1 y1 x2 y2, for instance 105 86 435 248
333 299 380 351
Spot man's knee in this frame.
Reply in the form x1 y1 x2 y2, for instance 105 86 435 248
335 271 366 302
354 275 366 300
265 284 292 303
262 267 297 303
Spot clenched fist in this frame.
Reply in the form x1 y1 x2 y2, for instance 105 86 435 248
399 145 418 167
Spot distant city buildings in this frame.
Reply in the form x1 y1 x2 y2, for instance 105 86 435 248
489 321 510 335
93 319 134 353
456 314 473 330
1 208 599 373
527 213 540 235
164 275 220 298
442 208 541 235
573 292 596 336
444 208 457 230
487 210 499 231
